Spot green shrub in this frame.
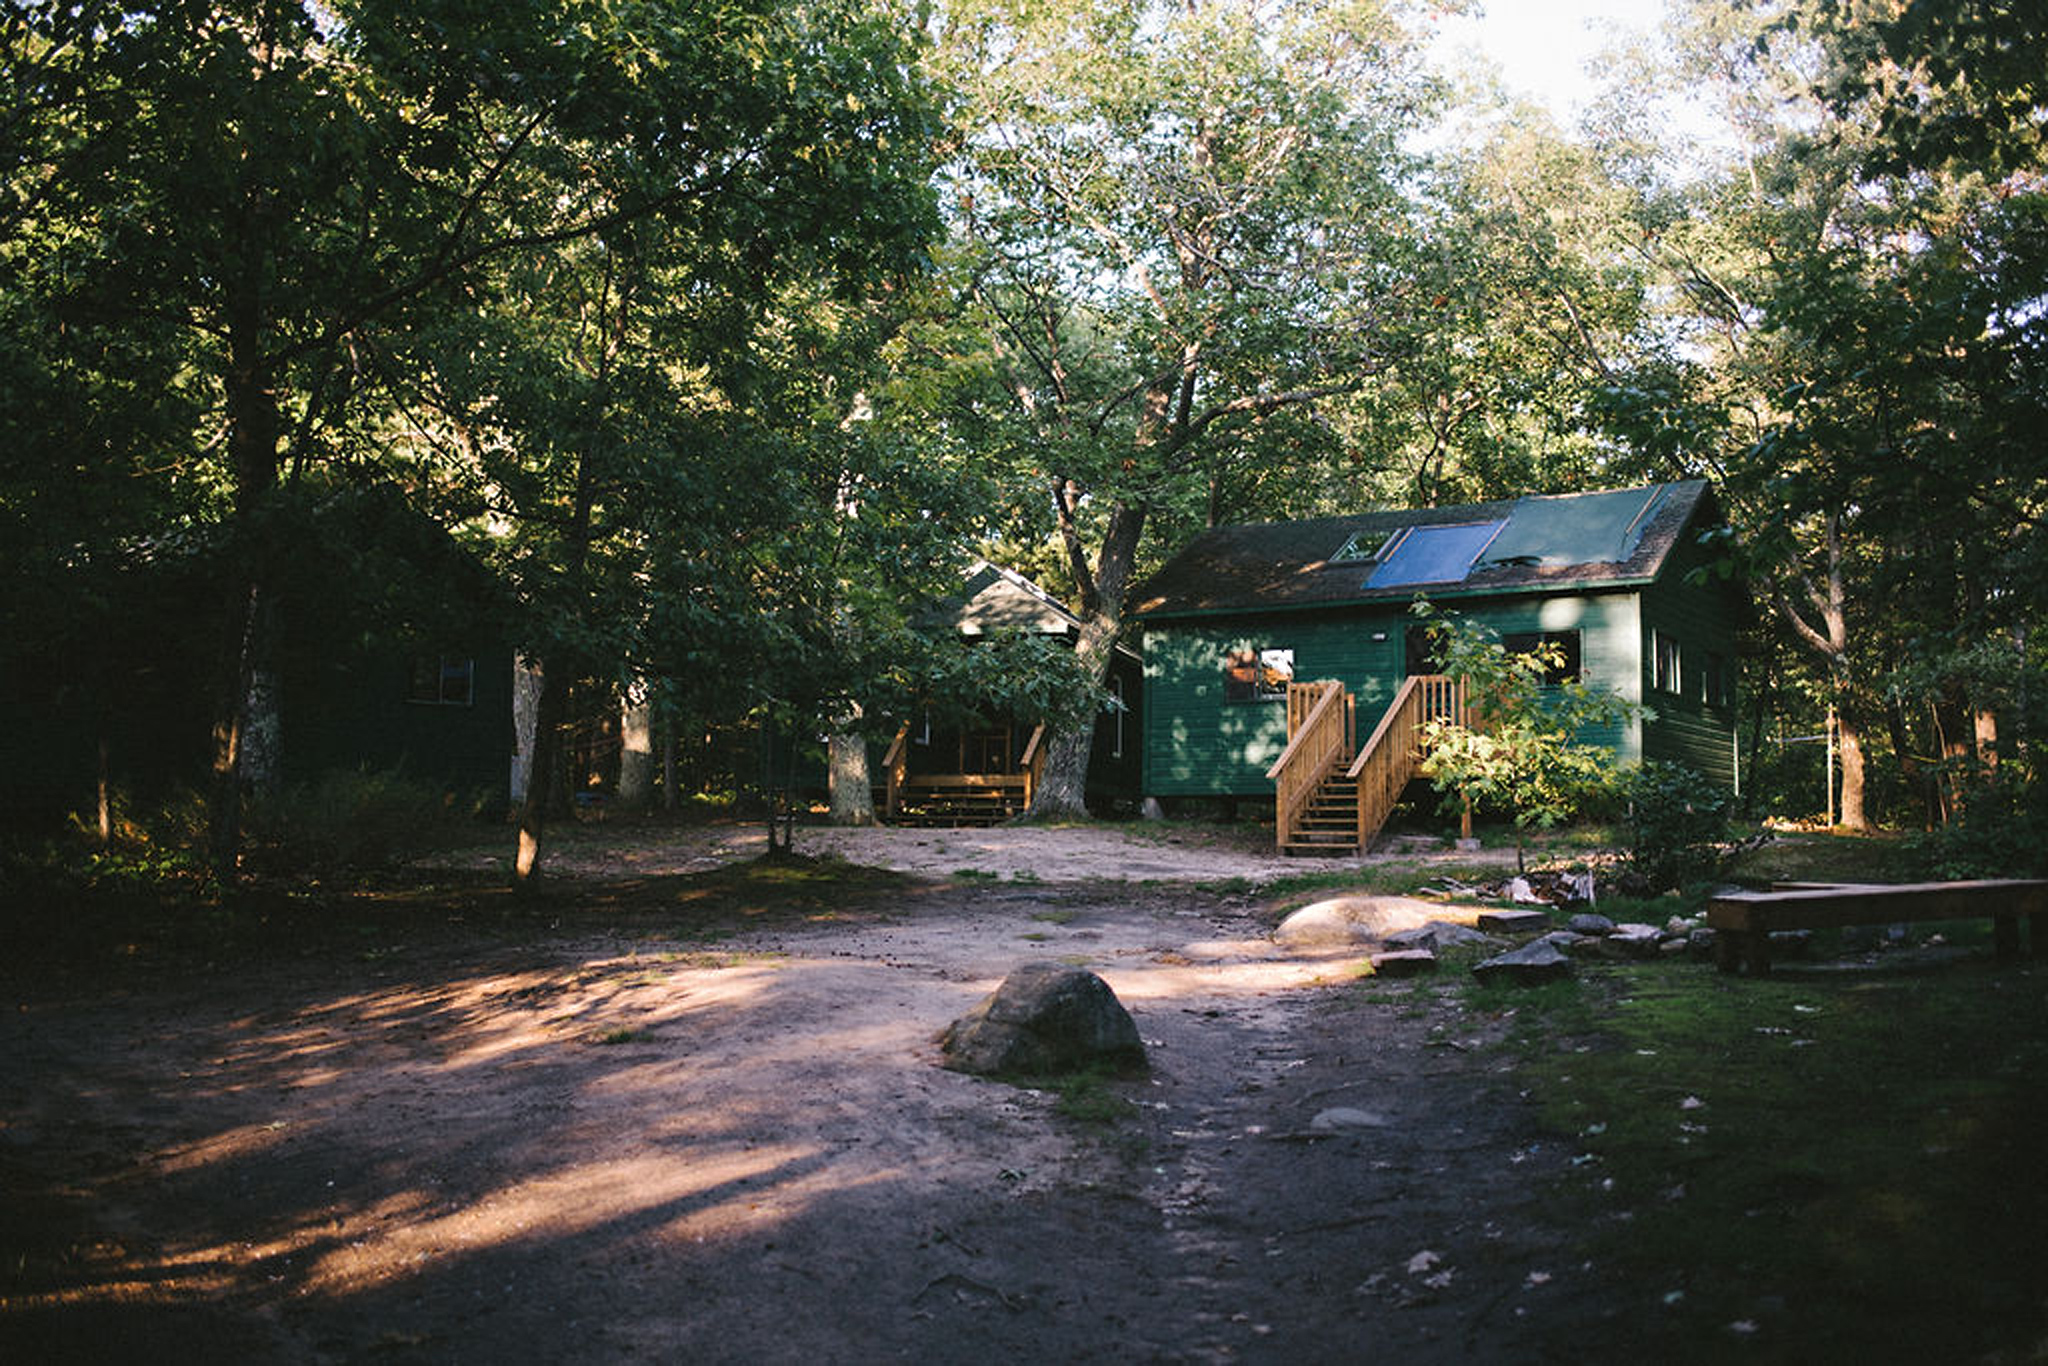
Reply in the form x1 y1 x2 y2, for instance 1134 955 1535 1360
1897 773 2048 879
1618 760 1735 893
244 766 473 874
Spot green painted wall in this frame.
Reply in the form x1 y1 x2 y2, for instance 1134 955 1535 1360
1639 533 1743 786
1141 592 1645 798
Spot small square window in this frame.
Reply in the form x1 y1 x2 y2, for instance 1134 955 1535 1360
1223 646 1293 702
1703 651 1733 708
1652 633 1683 695
408 655 475 706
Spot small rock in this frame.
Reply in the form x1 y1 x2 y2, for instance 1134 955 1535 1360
1472 939 1574 986
1476 908 1551 934
1554 933 1609 960
1601 924 1665 959
1658 937 1691 957
1665 915 1699 936
1567 913 1616 936
1385 920 1493 952
1687 927 1719 960
1312 1107 1391 1131
1369 949 1438 978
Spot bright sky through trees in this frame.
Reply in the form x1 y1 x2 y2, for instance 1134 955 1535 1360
1433 0 1670 120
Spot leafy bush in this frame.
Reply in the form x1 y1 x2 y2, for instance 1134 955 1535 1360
1897 773 2048 880
244 767 475 874
1618 760 1736 893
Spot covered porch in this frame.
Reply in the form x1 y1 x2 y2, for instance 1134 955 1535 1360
877 717 1049 827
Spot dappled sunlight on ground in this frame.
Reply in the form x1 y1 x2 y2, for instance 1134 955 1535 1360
3 869 1567 1362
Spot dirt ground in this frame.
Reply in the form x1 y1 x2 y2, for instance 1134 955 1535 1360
2 823 1635 1364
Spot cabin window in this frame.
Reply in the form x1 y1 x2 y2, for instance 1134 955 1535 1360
1652 632 1683 695
1109 674 1126 758
1503 630 1583 686
408 655 474 706
1223 646 1293 702
1702 651 1732 708
1404 625 1445 677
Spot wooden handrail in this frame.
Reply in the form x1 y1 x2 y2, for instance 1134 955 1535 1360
1264 682 1347 781
1021 724 1047 808
1345 675 1423 781
1343 674 1470 852
1268 681 1353 849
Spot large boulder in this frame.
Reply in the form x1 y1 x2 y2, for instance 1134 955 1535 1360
1274 896 1452 948
940 964 1147 1077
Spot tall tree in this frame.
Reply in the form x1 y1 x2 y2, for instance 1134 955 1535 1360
5 0 940 876
1590 0 2048 828
926 0 1443 815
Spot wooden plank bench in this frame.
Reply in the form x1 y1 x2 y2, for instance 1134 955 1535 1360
1706 879 2048 975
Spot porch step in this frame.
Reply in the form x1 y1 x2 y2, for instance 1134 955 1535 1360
1282 776 1361 856
888 780 1027 828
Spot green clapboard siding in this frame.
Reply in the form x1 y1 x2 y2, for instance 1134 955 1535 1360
1639 531 1741 786
1141 592 1645 798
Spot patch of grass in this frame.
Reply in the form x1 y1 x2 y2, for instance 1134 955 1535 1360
1030 909 1077 925
1723 830 1907 887
1483 959 2048 1362
592 1026 655 1045
1018 1067 1141 1128
1019 931 1052 942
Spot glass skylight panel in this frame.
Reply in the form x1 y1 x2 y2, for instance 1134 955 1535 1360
1364 521 1505 588
1330 529 1395 563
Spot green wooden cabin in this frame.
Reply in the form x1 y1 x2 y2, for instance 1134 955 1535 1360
1131 481 1744 843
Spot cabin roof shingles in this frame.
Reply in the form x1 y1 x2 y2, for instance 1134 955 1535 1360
1133 480 1712 619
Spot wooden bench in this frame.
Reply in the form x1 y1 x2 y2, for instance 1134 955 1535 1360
1706 879 2048 975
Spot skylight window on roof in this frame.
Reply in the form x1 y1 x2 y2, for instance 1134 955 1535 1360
1364 520 1506 589
1330 530 1395 564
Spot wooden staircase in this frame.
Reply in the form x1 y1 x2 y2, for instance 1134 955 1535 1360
1267 676 1472 856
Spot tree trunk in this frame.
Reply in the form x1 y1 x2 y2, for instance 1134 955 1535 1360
515 662 570 884
617 689 654 810
514 438 595 883
511 657 543 805
1030 499 1146 819
1836 702 1869 831
828 721 875 827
